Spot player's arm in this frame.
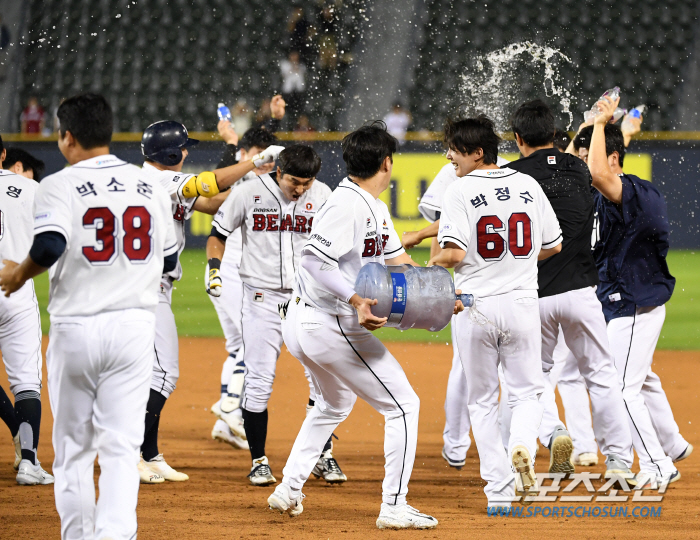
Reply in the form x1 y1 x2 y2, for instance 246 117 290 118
566 121 592 155
621 114 642 148
428 242 465 268
402 220 439 250
538 244 562 260
0 231 66 296
385 251 421 267
204 229 226 297
193 190 229 215
588 96 623 204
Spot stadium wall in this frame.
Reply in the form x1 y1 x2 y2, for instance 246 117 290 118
4 133 700 249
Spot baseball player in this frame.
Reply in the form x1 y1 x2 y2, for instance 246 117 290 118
404 156 509 470
267 122 443 529
209 127 281 451
508 100 635 482
576 96 690 485
206 144 349 486
0 93 177 540
3 147 46 181
430 114 562 507
0 135 53 485
137 120 284 483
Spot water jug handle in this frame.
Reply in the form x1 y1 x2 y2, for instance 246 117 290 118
457 293 474 308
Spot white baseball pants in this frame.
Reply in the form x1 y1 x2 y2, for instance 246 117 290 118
0 281 42 396
607 306 677 476
280 299 420 505
151 279 179 398
442 323 471 462
539 287 633 466
47 309 155 540
454 290 545 505
643 369 689 460
209 262 244 356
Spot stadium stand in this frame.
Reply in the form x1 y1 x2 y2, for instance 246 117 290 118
409 0 698 130
20 0 363 132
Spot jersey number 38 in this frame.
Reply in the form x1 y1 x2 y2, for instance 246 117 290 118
82 206 152 265
477 212 533 261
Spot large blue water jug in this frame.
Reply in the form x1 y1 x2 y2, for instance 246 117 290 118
354 263 473 331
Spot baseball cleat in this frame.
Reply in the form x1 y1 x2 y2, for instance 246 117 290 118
573 452 599 467
212 420 249 450
248 456 277 486
512 445 538 505
138 457 165 484
604 453 637 488
548 425 575 475
634 470 681 489
268 483 305 517
147 454 189 482
211 400 247 440
16 459 54 485
674 443 693 463
441 447 465 470
312 449 347 484
13 433 21 470
376 503 438 529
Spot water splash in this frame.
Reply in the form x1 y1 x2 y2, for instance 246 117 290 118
459 41 575 131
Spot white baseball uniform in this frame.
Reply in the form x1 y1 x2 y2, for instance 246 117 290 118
140 162 198 399
280 178 419 505
438 167 561 505
417 158 508 465
0 171 42 398
211 173 331 414
34 155 176 540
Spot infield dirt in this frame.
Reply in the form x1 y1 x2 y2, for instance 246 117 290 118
0 338 698 539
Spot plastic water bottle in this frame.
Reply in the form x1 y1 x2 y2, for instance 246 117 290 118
217 103 231 122
354 263 473 332
621 105 646 132
584 87 624 124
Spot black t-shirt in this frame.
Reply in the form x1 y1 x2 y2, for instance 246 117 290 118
507 148 599 297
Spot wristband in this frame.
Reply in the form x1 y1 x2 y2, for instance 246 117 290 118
208 258 222 271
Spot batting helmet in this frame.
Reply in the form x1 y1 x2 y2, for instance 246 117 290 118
141 120 199 166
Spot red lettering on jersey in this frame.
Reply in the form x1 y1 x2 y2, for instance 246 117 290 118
253 214 266 231
294 215 307 233
266 214 279 231
173 204 185 222
280 214 293 232
508 212 533 258
306 217 314 233
476 215 506 261
362 238 377 257
381 234 389 250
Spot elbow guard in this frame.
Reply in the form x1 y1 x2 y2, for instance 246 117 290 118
182 171 220 198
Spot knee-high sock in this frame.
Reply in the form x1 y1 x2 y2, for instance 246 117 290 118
141 390 167 461
0 385 18 437
242 408 268 461
15 391 41 465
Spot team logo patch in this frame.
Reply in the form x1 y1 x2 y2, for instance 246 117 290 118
608 292 621 302
305 202 313 211
548 156 557 165
383 220 387 226
254 195 261 204
254 292 265 302
367 218 372 227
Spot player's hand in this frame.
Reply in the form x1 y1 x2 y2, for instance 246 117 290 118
0 260 22 297
252 145 285 167
401 230 423 250
349 294 387 331
594 96 620 125
621 115 643 138
217 119 238 145
205 260 223 297
270 95 286 120
454 289 465 314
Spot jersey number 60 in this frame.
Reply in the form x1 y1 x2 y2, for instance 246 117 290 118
477 212 533 261
82 206 152 265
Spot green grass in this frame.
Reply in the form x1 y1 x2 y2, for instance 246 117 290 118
32 249 700 349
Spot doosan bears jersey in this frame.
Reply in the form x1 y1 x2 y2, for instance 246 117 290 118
140 162 198 281
33 155 178 317
0 170 38 306
298 178 405 316
418 157 511 223
212 172 332 290
438 167 562 298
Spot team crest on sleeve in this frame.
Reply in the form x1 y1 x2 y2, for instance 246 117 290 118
254 291 265 302
366 217 371 228
254 195 261 204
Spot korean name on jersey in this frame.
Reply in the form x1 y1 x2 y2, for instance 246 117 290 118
299 178 405 316
0 170 38 303
211 173 332 291
33 156 177 317
438 168 562 298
